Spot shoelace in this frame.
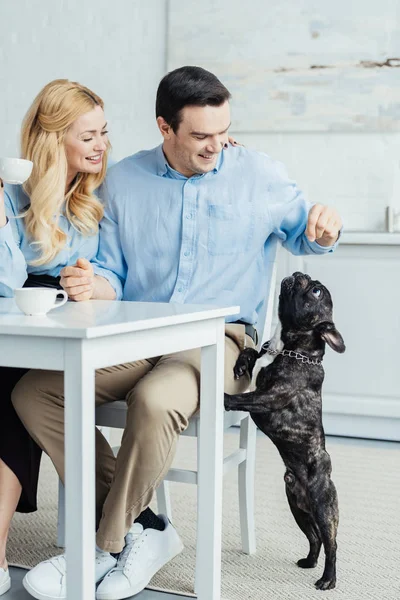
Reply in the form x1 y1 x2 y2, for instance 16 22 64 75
48 555 66 577
114 529 147 573
48 551 110 574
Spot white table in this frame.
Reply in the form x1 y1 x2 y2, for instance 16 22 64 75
0 298 239 600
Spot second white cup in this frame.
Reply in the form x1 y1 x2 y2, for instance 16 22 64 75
14 287 68 316
0 157 33 184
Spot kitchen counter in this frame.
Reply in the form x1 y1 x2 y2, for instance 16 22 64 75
341 232 400 245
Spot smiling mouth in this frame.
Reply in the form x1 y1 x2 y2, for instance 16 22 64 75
198 154 215 160
86 154 102 163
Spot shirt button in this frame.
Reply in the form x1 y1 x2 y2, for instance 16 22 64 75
185 213 193 220
177 287 183 293
184 251 190 257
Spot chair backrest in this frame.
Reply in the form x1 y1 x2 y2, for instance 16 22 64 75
256 239 280 349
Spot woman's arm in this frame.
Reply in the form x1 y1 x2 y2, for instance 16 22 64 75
0 179 7 227
0 182 28 297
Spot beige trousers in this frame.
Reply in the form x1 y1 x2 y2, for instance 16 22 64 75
12 324 253 552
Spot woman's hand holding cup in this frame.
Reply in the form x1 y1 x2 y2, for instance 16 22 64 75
0 178 6 228
0 157 33 228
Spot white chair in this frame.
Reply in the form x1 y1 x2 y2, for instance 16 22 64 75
57 243 279 561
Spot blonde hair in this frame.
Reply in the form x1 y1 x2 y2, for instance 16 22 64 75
21 79 109 266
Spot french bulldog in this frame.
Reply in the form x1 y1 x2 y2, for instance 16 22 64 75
225 271 345 590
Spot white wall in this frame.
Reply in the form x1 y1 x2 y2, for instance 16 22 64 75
235 132 399 232
1 0 399 231
0 1 168 161
168 0 400 232
1 3 398 442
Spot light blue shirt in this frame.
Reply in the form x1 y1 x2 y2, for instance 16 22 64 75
94 144 339 325
0 184 99 297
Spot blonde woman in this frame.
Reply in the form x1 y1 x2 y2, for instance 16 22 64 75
0 79 110 596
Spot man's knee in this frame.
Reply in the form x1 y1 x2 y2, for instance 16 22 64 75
127 369 197 434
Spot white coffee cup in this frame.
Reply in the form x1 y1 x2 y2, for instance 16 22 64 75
14 287 68 316
0 158 33 184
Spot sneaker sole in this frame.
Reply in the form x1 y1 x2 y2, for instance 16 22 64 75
23 574 65 600
22 559 116 600
0 576 11 596
96 540 184 600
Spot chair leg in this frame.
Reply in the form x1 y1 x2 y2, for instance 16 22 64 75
194 432 201 595
156 480 173 520
57 479 65 548
238 415 257 554
57 439 116 550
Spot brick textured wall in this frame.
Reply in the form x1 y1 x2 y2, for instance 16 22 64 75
1 1 399 231
0 1 167 160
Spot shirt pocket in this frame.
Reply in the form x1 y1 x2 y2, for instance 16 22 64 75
208 204 254 256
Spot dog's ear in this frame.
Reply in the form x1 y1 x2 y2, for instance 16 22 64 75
316 321 346 353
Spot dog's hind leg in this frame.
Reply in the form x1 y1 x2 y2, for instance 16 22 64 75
285 481 322 569
309 478 339 591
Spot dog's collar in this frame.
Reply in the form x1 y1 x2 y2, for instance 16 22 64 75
262 341 323 366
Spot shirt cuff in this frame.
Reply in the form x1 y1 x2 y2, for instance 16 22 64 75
92 265 124 300
303 228 342 254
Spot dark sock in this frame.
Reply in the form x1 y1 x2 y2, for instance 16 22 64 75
134 507 165 531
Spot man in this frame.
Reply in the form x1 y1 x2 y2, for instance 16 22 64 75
13 66 342 600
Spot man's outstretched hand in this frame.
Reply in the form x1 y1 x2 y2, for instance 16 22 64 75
306 204 342 247
60 258 95 302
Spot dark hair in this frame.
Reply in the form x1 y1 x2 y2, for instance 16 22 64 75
156 66 231 132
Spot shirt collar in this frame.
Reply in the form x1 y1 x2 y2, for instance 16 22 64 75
155 143 224 179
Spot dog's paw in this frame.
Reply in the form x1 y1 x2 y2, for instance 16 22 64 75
297 557 318 569
233 358 249 380
314 576 336 591
233 349 257 380
224 393 233 411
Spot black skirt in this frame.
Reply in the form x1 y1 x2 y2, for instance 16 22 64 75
0 273 62 512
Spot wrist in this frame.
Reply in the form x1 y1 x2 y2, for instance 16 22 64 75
0 197 6 228
91 274 98 299
316 233 339 247
0 213 7 228
92 274 117 300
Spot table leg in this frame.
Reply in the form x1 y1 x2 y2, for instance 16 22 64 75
64 339 96 599
196 319 225 600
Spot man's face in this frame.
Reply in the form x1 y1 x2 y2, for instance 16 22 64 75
163 101 231 177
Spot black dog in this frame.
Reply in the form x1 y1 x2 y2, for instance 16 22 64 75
225 272 345 590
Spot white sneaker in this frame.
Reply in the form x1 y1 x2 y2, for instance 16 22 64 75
22 550 116 600
0 567 11 596
96 515 184 600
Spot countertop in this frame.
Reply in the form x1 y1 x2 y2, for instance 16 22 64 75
341 232 400 245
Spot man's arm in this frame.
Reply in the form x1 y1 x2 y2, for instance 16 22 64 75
267 160 342 255
305 203 341 247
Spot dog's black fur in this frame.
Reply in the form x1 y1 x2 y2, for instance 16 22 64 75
225 272 345 590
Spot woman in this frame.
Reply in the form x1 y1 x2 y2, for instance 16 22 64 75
0 79 110 596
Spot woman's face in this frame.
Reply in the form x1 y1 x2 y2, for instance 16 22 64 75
64 105 108 182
